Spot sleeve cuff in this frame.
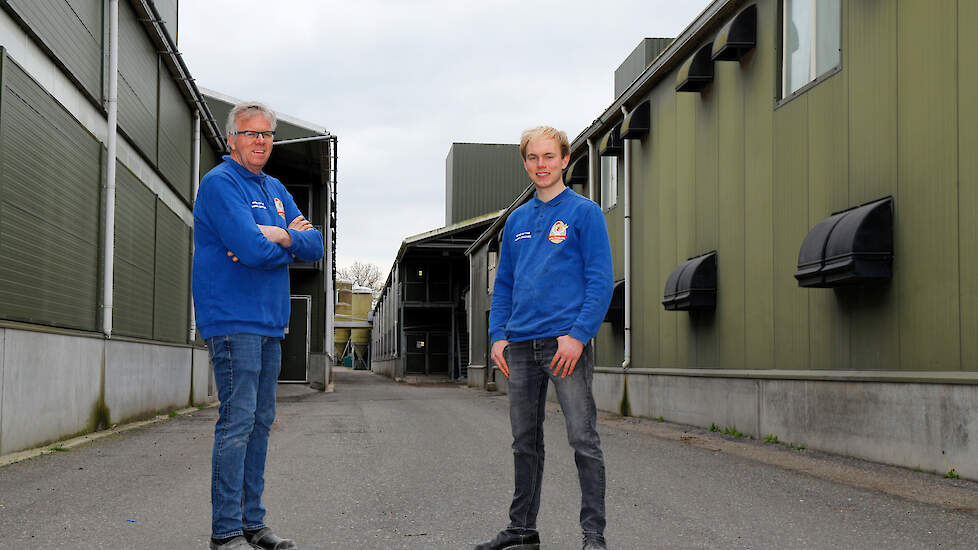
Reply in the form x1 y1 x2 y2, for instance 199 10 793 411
568 328 591 345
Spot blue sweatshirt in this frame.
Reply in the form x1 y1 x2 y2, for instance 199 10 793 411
489 187 614 344
192 156 324 339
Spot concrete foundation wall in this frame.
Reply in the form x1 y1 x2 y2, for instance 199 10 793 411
0 329 103 454
0 327 217 455
192 347 213 405
104 341 193 423
586 370 978 480
489 365 978 479
467 364 486 388
371 358 398 379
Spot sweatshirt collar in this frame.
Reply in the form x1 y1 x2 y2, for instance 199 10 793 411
532 186 572 208
222 155 266 181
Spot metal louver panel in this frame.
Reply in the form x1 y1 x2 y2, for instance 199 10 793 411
113 163 156 338
153 200 189 342
0 54 100 330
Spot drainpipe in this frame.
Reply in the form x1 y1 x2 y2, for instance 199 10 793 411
101 0 119 338
325 136 338 363
620 105 632 370
188 109 201 342
587 138 596 202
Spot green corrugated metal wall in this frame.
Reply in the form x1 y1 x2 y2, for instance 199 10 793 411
3 0 102 101
153 200 189 343
113 162 156 339
592 0 974 373
0 52 101 330
445 144 527 225
157 65 192 201
118 0 158 165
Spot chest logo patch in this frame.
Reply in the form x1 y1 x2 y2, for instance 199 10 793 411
273 198 286 219
514 231 531 242
251 201 267 209
548 221 568 244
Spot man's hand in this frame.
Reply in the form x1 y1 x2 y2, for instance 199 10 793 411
550 335 584 378
258 224 292 247
491 339 510 378
288 215 314 231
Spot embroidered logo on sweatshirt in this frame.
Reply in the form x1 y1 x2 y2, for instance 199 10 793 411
514 231 531 242
251 201 267 209
548 221 568 243
274 198 286 219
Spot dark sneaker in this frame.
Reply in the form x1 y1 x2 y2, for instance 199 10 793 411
583 533 607 550
475 529 541 550
209 536 254 550
247 527 297 549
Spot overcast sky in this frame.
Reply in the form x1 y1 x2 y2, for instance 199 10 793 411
178 1 712 277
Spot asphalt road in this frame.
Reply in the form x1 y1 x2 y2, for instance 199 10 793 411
1 367 977 549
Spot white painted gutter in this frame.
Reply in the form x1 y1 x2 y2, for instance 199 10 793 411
620 106 632 370
101 0 119 338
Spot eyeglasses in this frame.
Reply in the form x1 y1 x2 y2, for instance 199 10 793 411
233 130 276 139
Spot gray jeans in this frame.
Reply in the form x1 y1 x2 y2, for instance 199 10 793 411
504 337 606 537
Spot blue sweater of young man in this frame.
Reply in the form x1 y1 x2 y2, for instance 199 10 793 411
489 187 614 345
192 156 324 340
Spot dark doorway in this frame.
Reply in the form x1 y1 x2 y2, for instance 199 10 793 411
404 330 451 375
281 295 311 382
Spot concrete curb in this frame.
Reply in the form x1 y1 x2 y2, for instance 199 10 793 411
0 402 219 468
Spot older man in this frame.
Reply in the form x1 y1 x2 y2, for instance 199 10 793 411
193 102 323 550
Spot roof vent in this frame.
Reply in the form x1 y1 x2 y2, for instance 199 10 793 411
676 42 715 92
599 122 624 157
662 251 718 311
620 100 651 140
712 4 757 61
795 197 894 288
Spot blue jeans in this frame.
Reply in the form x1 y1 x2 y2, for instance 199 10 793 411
206 334 281 539
504 337 606 537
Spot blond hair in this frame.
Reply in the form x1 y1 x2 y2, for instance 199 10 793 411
520 126 570 159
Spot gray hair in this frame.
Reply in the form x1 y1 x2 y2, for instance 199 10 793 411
225 101 278 137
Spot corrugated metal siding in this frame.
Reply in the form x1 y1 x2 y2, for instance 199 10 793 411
117 0 158 162
153 0 178 43
157 66 192 202
692 80 718 368
627 97 658 369
960 0 978 371
714 60 746 370
0 54 100 330
806 68 850 371
771 95 809 370
113 162 155 339
846 0 899 372
896 0 959 371
742 0 775 370
446 144 526 225
5 0 102 100
653 83 678 367
153 200 189 342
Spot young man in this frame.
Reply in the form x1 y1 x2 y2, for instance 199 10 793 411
193 102 323 550
478 126 614 550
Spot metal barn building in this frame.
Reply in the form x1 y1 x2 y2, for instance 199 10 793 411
467 0 978 480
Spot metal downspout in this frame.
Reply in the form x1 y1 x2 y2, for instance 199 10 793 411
101 0 119 338
620 106 631 370
325 136 338 363
188 109 201 342
587 139 596 202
